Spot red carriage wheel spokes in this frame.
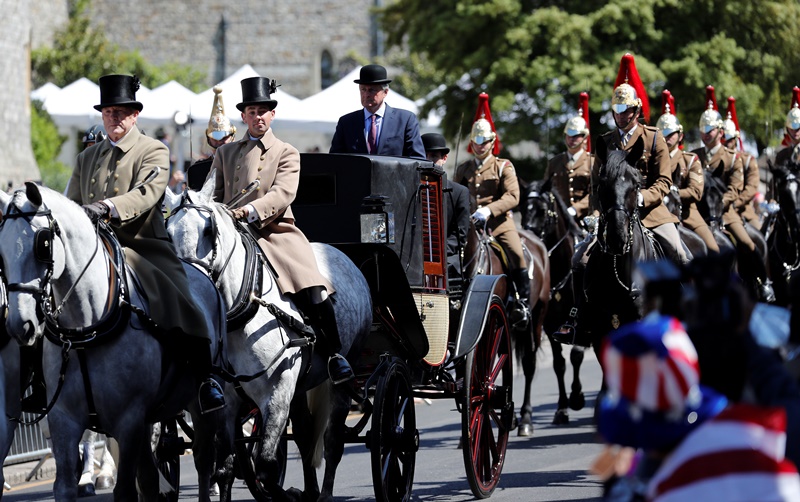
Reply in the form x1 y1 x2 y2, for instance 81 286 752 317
370 357 419 502
462 297 513 499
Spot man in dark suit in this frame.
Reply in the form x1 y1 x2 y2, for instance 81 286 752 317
330 64 425 159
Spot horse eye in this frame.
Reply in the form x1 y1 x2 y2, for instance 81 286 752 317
203 225 213 236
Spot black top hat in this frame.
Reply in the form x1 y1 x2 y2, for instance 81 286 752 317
237 77 278 111
94 74 143 112
354 64 392 85
421 133 450 154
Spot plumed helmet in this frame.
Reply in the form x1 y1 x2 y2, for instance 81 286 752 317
699 104 723 133
467 93 501 156
722 115 739 141
787 106 800 131
656 111 682 137
612 83 642 113
470 118 496 145
206 85 236 141
563 115 589 137
82 124 106 145
612 53 649 121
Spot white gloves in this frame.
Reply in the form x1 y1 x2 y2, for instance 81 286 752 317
472 207 491 223
567 206 577 217
637 191 644 207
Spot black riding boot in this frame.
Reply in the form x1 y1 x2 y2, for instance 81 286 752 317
186 338 225 414
509 268 531 329
314 298 354 384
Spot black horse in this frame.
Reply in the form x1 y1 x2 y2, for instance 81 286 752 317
766 161 800 305
578 138 660 352
696 170 736 253
521 178 588 425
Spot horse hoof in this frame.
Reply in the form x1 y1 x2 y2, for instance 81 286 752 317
569 392 585 411
552 409 569 425
517 423 534 437
78 483 96 497
94 475 115 490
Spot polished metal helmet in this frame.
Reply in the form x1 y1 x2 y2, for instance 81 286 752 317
786 105 800 131
698 104 723 133
722 115 739 141
82 124 106 145
206 85 236 141
563 116 589 137
656 106 682 137
611 83 642 113
470 118 496 145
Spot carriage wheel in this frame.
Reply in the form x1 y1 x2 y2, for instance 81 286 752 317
155 418 182 502
369 357 418 502
234 405 288 501
461 296 514 499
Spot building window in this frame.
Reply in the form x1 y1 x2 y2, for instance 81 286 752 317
321 50 334 90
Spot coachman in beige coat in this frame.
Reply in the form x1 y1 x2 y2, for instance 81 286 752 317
210 76 352 384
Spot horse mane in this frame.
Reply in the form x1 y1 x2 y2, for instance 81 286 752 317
599 150 642 187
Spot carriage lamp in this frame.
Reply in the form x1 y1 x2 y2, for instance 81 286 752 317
360 195 395 244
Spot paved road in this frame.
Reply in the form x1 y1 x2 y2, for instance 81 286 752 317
3 339 605 501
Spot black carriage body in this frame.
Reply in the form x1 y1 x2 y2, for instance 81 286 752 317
294 153 450 370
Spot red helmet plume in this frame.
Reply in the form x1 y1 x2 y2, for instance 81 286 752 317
661 89 675 115
467 92 501 155
614 53 650 123
579 92 591 152
726 96 743 150
705 85 718 111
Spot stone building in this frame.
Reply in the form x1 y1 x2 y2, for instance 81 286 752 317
87 0 382 97
0 1 54 188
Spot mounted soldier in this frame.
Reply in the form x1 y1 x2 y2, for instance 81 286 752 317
454 92 530 327
595 53 686 264
722 96 762 229
656 90 719 253
186 85 237 191
691 85 774 302
66 74 225 413
545 92 596 227
775 86 800 168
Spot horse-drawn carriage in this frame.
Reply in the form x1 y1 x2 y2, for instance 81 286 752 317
279 153 517 500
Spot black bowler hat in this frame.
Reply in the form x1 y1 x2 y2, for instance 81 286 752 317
236 77 279 112
421 133 450 154
353 64 392 85
94 74 143 112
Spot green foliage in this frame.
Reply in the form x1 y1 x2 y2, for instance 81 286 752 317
31 101 71 192
380 0 800 169
31 0 206 91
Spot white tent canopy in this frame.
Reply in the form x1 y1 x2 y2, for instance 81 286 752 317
139 80 197 123
31 82 61 108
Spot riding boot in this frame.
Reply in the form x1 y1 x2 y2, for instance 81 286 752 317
186 338 225 414
313 297 354 385
509 268 531 329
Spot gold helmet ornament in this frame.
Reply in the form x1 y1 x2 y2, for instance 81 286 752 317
655 89 682 137
467 92 501 158
611 54 649 121
206 85 236 141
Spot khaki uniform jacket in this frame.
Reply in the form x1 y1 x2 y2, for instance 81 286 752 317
454 154 520 237
691 145 745 226
546 151 593 219
211 129 332 295
597 125 679 228
736 152 760 224
670 151 707 230
67 125 207 339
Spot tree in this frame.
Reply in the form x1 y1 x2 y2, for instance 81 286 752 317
31 0 206 91
380 0 800 177
31 100 70 192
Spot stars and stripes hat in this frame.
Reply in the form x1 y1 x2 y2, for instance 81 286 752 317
598 314 728 451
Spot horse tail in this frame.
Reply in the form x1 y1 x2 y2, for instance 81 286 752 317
306 381 333 468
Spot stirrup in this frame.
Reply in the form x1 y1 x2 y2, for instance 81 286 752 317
508 299 530 330
757 278 776 303
328 354 354 385
198 379 225 415
552 322 577 345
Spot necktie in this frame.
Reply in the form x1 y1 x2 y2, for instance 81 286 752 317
367 114 377 154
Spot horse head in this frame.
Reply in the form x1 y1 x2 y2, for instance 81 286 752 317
594 137 643 255
521 178 553 235
771 161 800 242
699 168 726 230
0 183 82 346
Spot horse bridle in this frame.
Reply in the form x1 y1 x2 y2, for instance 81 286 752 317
597 203 636 256
166 191 234 284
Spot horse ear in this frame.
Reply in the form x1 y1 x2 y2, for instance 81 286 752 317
0 189 9 215
25 181 42 208
541 177 552 192
201 170 216 200
595 137 607 165
162 186 181 214
626 137 645 166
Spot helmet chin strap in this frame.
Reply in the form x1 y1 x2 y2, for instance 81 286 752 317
473 140 494 160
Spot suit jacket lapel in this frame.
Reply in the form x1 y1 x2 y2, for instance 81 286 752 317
378 105 395 154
